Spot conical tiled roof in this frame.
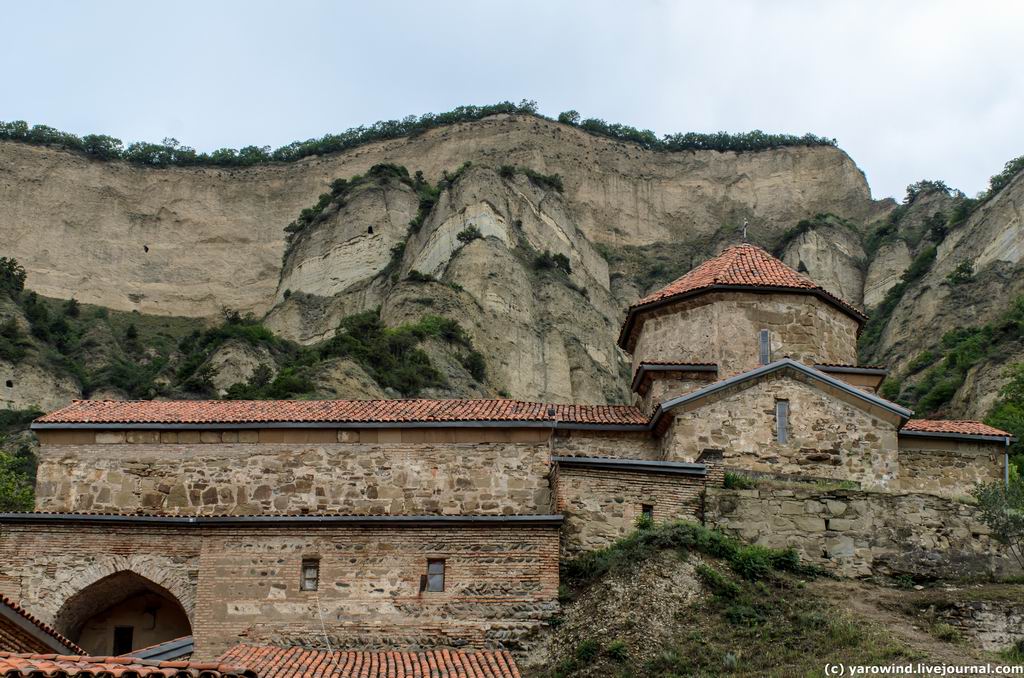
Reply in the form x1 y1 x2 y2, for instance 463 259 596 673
618 244 866 351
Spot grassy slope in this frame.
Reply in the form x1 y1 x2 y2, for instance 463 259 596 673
525 522 1020 677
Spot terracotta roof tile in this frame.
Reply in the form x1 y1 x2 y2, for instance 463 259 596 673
34 399 647 427
902 419 1011 437
218 644 520 678
0 596 84 654
0 652 253 678
619 244 867 350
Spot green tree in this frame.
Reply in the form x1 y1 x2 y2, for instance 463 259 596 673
987 362 1024 472
972 477 1024 569
0 257 26 296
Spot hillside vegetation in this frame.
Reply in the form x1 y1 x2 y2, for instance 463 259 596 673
0 101 834 168
524 521 1018 677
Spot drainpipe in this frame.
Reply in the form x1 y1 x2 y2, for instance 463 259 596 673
1006 436 1012 488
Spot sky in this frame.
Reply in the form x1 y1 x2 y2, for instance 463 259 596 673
1 0 1022 200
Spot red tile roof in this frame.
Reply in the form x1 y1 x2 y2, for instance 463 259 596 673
0 652 253 678
0 596 84 654
34 399 647 428
619 244 866 350
902 420 1011 437
219 644 521 678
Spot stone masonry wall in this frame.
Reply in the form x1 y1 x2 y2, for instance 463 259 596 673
34 439 552 515
631 292 860 379
0 522 560 660
705 485 1021 579
897 437 1006 497
662 371 900 488
554 466 713 556
553 430 662 461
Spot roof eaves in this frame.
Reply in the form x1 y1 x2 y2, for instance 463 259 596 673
651 358 913 426
0 600 83 655
553 455 708 477
630 362 719 395
0 513 565 528
31 419 647 432
898 430 1017 444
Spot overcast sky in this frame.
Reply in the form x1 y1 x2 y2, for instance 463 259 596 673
2 0 1021 200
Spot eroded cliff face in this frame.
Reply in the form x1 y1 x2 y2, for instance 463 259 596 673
0 114 876 320
3 113 1022 413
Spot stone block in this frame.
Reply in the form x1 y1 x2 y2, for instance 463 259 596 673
238 430 259 443
95 431 126 444
200 431 222 444
127 431 160 444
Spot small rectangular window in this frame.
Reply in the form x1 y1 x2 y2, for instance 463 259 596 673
426 559 445 592
641 504 654 521
759 329 771 365
776 400 789 444
300 558 320 591
113 626 134 656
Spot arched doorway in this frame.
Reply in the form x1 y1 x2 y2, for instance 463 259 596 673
53 571 192 656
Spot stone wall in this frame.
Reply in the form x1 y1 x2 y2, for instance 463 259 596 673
915 596 1024 652
897 436 1006 497
0 520 560 660
33 435 552 515
631 292 860 379
553 430 662 461
662 370 900 488
705 485 1021 579
554 466 709 556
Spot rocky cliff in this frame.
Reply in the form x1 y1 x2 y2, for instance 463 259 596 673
1 112 1022 414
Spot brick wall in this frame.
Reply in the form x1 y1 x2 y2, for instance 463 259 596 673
0 521 560 660
34 438 552 515
554 465 712 556
0 617 53 653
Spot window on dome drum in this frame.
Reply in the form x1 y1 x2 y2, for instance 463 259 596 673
112 625 134 655
641 504 654 521
300 558 320 591
425 559 445 592
776 400 790 444
759 329 771 365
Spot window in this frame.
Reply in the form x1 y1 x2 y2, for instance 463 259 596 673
426 559 445 592
300 558 320 591
641 504 654 521
112 626 134 655
758 329 771 365
776 400 789 444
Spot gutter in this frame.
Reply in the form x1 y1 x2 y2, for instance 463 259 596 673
898 430 1018 444
30 420 648 433
813 365 888 377
0 513 564 527
552 455 708 477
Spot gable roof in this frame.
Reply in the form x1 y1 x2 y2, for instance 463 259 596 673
122 637 193 662
901 419 1012 440
32 399 647 430
650 358 913 427
0 652 253 678
618 244 867 351
218 644 521 678
0 596 83 655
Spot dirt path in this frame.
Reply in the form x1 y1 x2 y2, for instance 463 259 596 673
809 579 995 664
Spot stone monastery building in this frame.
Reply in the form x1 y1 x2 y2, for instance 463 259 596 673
0 244 1014 669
